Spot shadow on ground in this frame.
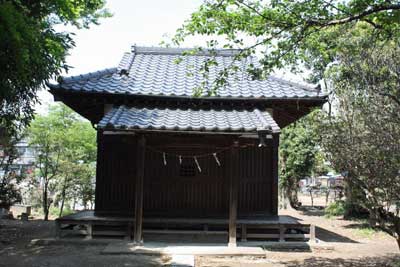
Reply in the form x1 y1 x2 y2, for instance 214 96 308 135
342 221 373 230
0 219 167 266
284 254 400 267
263 243 312 253
315 226 358 243
298 206 325 217
1 243 168 267
196 254 400 267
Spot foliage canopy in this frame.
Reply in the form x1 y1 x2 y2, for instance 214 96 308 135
28 104 96 220
174 0 400 92
0 128 25 209
279 111 321 208
319 32 400 247
0 0 110 130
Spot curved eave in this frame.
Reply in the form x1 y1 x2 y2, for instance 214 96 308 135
101 128 280 135
48 84 328 104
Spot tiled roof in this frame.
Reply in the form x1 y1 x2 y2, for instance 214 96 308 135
50 46 325 100
98 105 281 133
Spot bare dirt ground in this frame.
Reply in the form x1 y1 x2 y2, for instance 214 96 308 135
197 196 400 267
0 219 167 267
1 199 400 267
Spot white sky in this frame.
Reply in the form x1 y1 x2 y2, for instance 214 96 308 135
36 0 310 114
37 0 203 113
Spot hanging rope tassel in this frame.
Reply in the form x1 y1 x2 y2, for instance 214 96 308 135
213 153 221 166
179 155 182 165
194 156 202 173
163 152 167 166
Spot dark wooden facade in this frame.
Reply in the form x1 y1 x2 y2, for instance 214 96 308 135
49 46 327 245
95 132 278 218
49 95 323 245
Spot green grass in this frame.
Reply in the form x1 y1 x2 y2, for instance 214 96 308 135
324 200 346 218
392 260 400 267
49 206 74 217
354 226 379 238
348 219 386 239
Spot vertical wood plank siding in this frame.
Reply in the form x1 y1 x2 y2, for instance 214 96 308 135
95 133 277 217
95 134 137 215
143 145 229 217
238 145 272 214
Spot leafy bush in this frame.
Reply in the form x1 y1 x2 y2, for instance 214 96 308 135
0 183 22 209
325 200 345 218
49 206 74 218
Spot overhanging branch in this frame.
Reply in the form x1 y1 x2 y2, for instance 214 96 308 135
309 4 400 27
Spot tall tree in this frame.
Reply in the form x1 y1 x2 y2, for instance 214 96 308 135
29 104 96 219
28 105 76 220
319 34 400 247
0 127 25 209
173 0 399 92
279 111 320 208
56 119 96 216
0 0 110 131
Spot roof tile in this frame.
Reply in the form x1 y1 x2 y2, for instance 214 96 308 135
98 106 281 134
52 46 324 100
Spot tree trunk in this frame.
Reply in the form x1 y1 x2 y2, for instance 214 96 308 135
43 183 49 221
286 187 299 209
310 190 314 207
368 209 378 228
286 178 300 209
344 176 359 219
59 187 66 218
393 217 400 251
289 194 299 209
58 178 68 218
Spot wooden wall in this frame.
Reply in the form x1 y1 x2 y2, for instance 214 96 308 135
95 134 137 215
95 132 276 218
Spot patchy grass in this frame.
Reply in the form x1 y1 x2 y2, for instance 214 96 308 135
49 206 74 217
324 201 346 218
344 220 387 239
354 227 380 238
392 260 400 267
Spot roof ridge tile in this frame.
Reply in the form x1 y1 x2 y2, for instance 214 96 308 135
117 52 135 75
60 68 117 83
133 46 241 57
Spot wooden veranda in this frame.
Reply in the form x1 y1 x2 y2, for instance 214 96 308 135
56 210 316 243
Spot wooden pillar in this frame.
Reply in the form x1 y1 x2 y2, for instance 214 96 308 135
279 224 285 242
86 223 93 240
241 225 247 242
271 134 280 215
134 135 146 245
55 220 61 239
125 221 132 240
94 129 104 214
228 141 239 247
310 224 316 242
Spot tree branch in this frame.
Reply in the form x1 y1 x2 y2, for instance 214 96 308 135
321 0 383 29
379 92 400 107
309 4 400 27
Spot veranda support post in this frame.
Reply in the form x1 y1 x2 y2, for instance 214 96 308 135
229 141 239 247
134 135 145 245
